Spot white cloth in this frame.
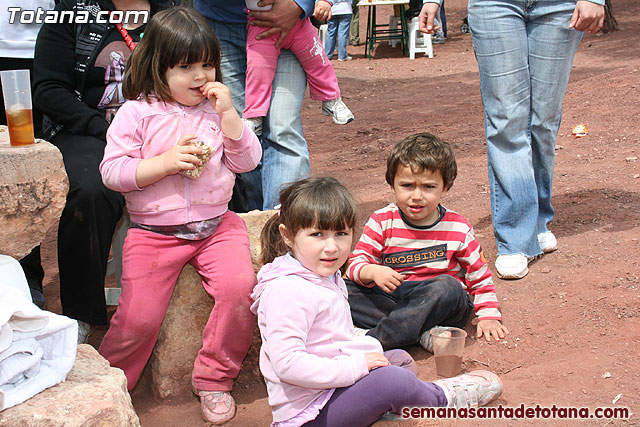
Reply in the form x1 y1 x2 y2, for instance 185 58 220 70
0 255 30 302
0 1 56 58
0 285 77 411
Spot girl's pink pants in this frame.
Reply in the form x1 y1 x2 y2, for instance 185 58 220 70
243 17 340 118
99 211 256 392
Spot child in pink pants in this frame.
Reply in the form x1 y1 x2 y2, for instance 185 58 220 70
243 1 355 135
98 7 262 424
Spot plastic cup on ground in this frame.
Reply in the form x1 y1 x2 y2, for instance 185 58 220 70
430 326 467 377
1 69 35 147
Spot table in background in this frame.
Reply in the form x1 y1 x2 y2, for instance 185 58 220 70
357 0 409 59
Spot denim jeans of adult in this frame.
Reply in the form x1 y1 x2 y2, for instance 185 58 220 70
346 275 474 350
207 20 310 210
326 14 352 60
468 0 583 257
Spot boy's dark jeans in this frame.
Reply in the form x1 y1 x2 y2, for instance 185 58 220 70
346 274 474 350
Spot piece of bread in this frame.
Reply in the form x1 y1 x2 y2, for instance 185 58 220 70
179 140 214 180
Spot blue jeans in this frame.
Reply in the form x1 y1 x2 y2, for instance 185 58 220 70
207 20 310 210
326 14 352 60
468 0 583 257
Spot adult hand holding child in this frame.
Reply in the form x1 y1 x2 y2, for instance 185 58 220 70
250 0 305 47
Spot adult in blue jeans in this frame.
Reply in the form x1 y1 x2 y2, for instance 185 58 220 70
419 0 604 279
194 0 315 211
325 0 353 61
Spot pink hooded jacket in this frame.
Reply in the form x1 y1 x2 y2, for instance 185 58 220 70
100 97 261 225
250 254 383 422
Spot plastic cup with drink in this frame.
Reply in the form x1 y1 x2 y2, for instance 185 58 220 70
1 69 35 147
430 326 467 377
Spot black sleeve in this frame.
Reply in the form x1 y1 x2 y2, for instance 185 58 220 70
33 0 109 140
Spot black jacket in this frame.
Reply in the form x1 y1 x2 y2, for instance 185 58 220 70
33 0 174 140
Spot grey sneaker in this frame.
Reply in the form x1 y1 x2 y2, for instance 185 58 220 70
322 97 354 125
77 320 91 344
419 325 444 352
432 28 446 44
432 370 503 408
242 117 263 136
338 56 353 62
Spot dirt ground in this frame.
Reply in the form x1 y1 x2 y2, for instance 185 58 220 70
38 0 639 425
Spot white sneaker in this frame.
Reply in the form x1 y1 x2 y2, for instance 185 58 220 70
353 326 370 337
242 117 263 136
432 370 503 408
77 320 91 344
322 97 354 125
495 254 529 279
338 56 353 62
537 232 557 253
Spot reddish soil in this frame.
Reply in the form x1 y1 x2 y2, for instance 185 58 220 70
39 0 639 425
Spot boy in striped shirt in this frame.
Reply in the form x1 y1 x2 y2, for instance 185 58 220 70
345 133 509 350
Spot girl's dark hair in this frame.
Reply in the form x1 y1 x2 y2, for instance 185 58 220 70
123 6 223 103
260 177 357 267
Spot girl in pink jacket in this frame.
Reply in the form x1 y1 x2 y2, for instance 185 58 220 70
251 177 503 426
98 8 261 425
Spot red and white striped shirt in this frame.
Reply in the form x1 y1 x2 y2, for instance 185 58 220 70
346 203 501 320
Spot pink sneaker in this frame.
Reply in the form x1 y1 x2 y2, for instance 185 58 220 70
197 390 236 425
432 370 503 408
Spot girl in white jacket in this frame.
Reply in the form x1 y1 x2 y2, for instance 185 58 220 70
251 176 503 426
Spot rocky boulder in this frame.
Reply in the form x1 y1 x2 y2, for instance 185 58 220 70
0 345 140 427
0 127 68 259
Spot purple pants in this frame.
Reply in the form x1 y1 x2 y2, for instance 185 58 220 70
304 350 447 426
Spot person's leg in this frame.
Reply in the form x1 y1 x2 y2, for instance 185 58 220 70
337 14 352 59
206 20 262 212
243 25 281 118
346 279 396 329
305 365 448 426
527 1 583 237
51 132 124 325
191 212 256 392
440 0 447 38
384 349 418 374
326 17 339 59
98 228 191 389
468 0 540 258
288 19 340 102
350 0 360 45
261 49 309 209
18 246 45 309
364 276 474 349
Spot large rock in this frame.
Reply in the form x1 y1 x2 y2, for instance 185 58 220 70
148 210 274 399
0 127 68 259
0 345 140 427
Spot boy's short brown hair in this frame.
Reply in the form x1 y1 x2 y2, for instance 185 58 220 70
385 132 457 190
